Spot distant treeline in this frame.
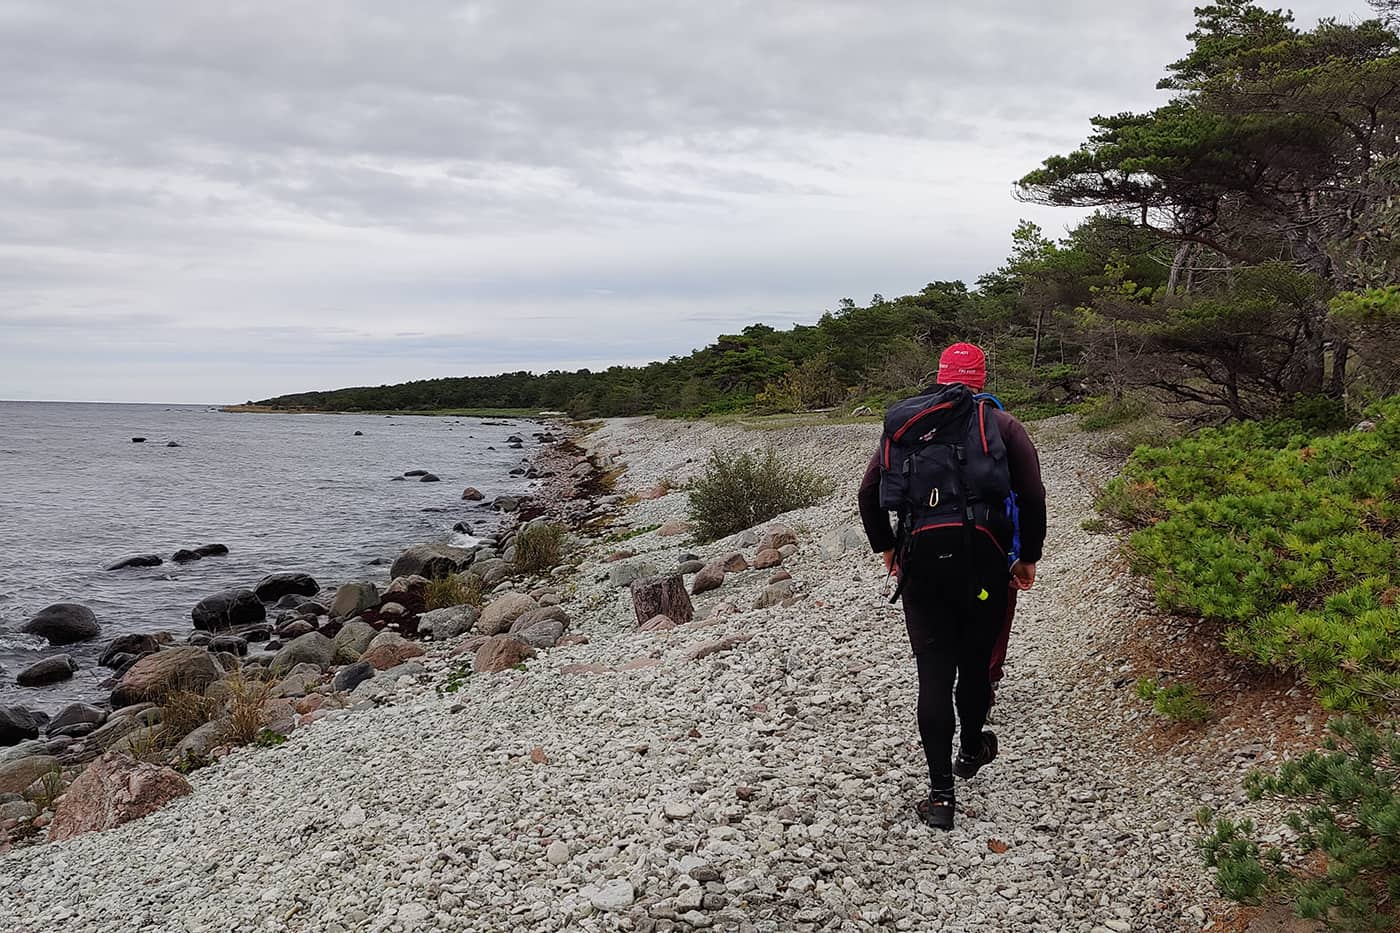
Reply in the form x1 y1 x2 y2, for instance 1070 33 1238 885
258 2 1400 424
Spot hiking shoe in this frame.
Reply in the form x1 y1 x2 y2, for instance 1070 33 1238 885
953 731 998 780
915 788 955 831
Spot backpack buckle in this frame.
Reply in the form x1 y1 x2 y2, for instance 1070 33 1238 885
929 488 940 508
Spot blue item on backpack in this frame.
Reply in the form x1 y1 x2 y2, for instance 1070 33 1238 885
974 393 1021 568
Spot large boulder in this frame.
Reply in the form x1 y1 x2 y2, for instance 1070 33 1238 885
99 633 160 668
333 661 375 693
0 754 59 795
359 632 426 671
329 582 380 620
753 549 783 570
111 648 221 707
461 487 485 501
104 555 163 571
390 543 475 580
819 525 868 560
270 632 335 674
0 707 40 746
46 703 107 735
690 561 726 595
21 603 100 645
510 615 567 649
757 525 799 552
48 753 192 842
477 593 539 637
330 620 378 664
609 560 658 588
418 605 479 641
753 579 797 610
721 552 750 573
473 635 536 673
191 589 265 631
472 558 511 588
17 655 77 687
253 572 320 603
172 719 226 762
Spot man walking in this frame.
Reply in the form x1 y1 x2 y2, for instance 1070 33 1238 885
857 343 1046 830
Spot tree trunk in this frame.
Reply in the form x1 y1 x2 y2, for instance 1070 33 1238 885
1298 305 1328 396
1328 340 1350 400
630 574 694 627
1031 306 1045 369
1166 243 1191 295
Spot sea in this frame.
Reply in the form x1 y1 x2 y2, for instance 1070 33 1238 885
0 401 545 713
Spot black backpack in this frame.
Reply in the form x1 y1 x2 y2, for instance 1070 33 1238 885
878 384 1013 587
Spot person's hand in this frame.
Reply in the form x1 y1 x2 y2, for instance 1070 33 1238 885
1010 560 1037 591
882 549 899 576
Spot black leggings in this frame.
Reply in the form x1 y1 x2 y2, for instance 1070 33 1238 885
900 535 1009 790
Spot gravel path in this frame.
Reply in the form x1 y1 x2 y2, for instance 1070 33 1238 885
1 415 1232 932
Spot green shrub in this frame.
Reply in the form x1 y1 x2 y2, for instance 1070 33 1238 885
425 573 484 610
1099 396 1400 711
514 521 567 574
1199 717 1400 932
1135 677 1213 724
687 447 835 541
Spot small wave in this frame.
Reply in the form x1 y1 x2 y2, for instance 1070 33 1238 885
448 532 482 548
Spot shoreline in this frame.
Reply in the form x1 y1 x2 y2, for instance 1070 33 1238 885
1 415 1316 930
0 417 582 845
219 404 546 418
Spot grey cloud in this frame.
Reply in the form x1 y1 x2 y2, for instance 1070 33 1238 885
0 0 1375 402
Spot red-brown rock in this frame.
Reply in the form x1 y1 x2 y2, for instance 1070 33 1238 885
757 525 798 552
48 753 192 842
721 552 750 573
639 614 676 632
690 561 725 595
473 635 536 673
359 632 426 671
753 549 783 570
685 633 752 661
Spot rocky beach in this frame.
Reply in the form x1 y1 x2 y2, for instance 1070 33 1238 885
0 414 1320 932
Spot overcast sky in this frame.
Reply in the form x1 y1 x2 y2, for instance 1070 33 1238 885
0 1 1373 403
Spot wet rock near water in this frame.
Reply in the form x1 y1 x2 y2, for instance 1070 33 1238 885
16 655 77 687
253 572 320 603
389 543 475 581
104 554 164 571
110 648 221 707
0 707 41 746
99 634 161 668
20 603 101 645
191 589 265 631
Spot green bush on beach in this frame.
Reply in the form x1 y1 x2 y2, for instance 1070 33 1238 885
513 521 567 574
687 448 834 542
1099 396 1400 712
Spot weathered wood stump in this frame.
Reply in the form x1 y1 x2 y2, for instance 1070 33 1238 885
630 573 694 627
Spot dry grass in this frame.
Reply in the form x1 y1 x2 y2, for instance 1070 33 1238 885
425 573 484 610
157 688 221 746
23 770 65 810
514 521 567 574
217 674 277 747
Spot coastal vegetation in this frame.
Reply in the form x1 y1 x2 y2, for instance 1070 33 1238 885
687 448 834 541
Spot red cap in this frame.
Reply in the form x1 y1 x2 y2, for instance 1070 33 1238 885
937 343 987 391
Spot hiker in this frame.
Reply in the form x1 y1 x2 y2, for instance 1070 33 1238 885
857 342 1047 830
